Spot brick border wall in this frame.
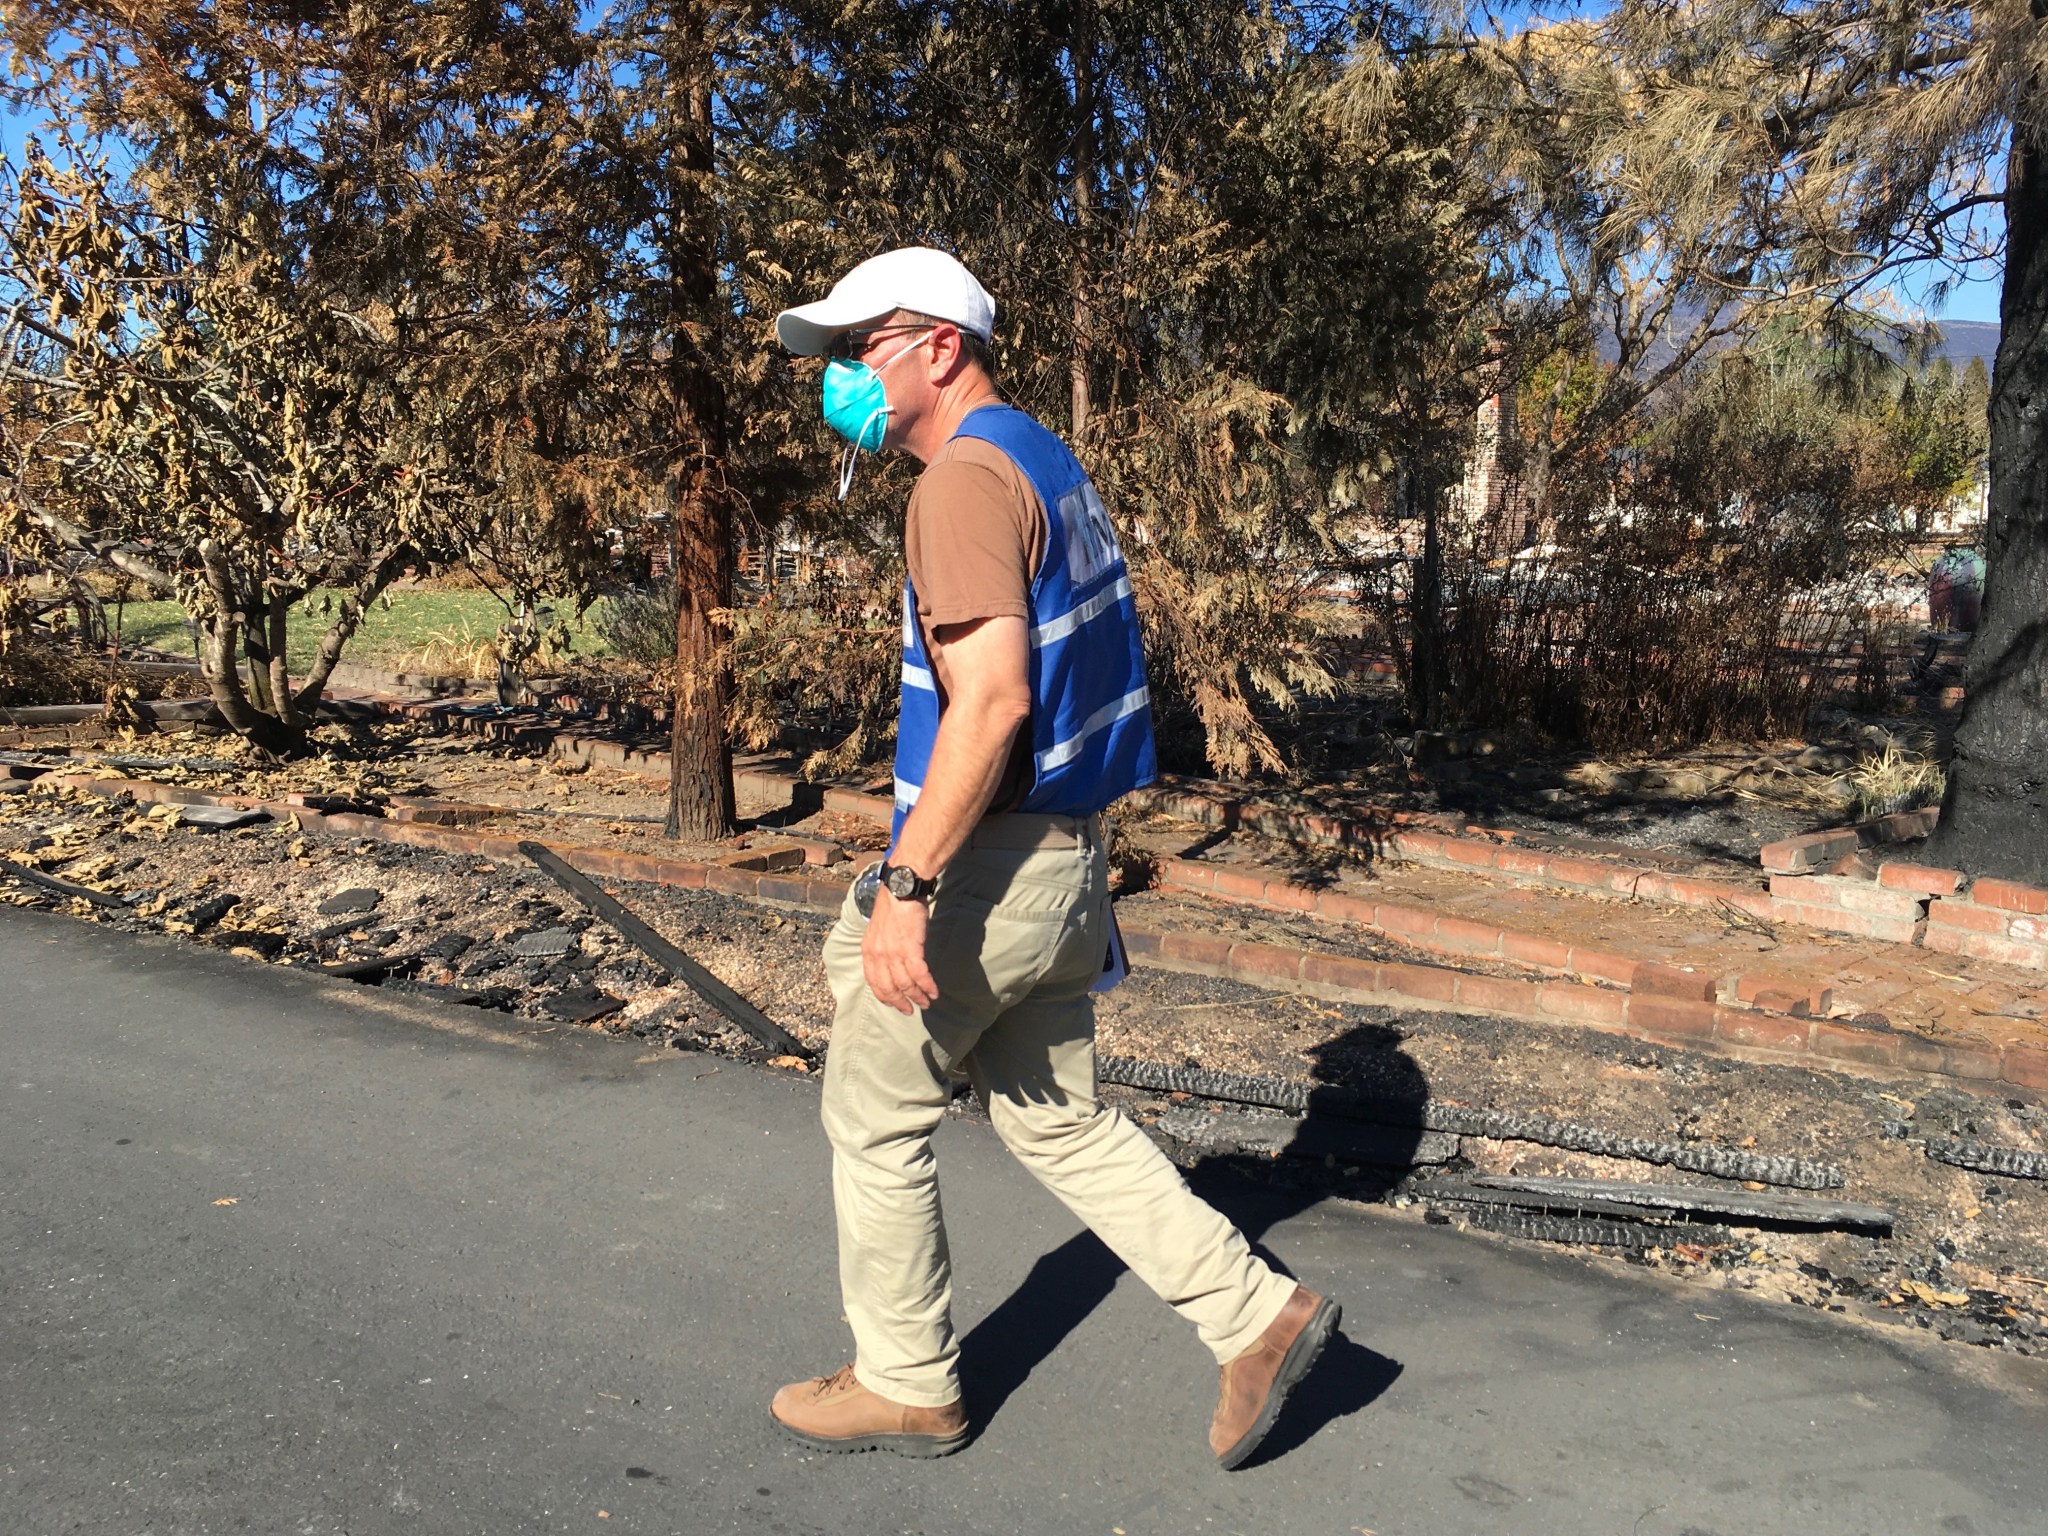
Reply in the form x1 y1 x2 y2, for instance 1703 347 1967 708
1757 810 1943 872
1124 923 2039 1093
10 766 2041 1103
1153 855 1697 996
363 696 2033 966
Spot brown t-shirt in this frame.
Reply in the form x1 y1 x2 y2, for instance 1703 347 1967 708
903 432 1046 807
904 434 1046 625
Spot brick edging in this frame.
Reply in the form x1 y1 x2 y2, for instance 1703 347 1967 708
1153 855 1703 996
17 768 2042 1104
1119 925 2041 1098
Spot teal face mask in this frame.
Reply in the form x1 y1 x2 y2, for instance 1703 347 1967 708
822 358 893 452
821 332 926 498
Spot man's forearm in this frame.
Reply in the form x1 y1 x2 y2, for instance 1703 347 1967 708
889 697 1027 879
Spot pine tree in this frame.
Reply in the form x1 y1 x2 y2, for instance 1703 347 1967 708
722 0 1482 775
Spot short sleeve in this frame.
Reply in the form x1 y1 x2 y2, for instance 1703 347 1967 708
904 438 1044 627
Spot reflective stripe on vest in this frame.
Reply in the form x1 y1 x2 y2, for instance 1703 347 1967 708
891 403 1157 844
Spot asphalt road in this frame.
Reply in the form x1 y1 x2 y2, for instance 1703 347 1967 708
5 906 2046 1536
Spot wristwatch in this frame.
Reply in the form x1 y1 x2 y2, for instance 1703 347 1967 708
876 861 938 904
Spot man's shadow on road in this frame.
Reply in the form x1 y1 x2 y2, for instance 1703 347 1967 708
957 1019 1425 1469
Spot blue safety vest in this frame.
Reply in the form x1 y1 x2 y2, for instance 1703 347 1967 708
892 403 1157 842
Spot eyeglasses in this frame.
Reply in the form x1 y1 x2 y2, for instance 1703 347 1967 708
826 323 935 362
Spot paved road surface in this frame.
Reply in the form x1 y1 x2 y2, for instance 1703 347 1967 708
5 907 2045 1535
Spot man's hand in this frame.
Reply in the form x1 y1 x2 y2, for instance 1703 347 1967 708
862 887 938 1014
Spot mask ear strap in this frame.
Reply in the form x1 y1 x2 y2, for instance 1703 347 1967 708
837 438 861 501
835 403 892 501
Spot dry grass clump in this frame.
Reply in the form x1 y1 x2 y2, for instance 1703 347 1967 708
1847 737 1946 819
392 622 503 680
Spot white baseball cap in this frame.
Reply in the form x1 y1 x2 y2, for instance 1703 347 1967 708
775 246 996 356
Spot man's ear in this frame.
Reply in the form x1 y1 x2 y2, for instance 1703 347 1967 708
926 323 967 383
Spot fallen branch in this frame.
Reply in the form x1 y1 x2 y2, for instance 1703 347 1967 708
517 840 808 1060
0 856 127 909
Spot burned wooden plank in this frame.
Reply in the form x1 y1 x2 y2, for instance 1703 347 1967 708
1443 1203 1732 1251
1424 1174 1893 1233
1413 1180 1683 1224
517 840 808 1060
0 856 127 909
318 951 427 983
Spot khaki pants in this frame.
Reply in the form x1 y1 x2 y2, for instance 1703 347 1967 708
820 812 1296 1407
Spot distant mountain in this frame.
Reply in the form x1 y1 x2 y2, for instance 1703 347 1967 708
1929 320 1998 372
1588 306 1998 378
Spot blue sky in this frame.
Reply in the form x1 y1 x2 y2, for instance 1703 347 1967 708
0 46 2005 328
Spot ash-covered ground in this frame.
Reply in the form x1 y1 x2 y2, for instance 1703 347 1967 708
4 768 2044 1360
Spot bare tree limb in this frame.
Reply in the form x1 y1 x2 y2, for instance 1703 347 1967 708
10 488 178 593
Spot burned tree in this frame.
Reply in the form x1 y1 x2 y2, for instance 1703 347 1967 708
1477 0 2036 877
2 148 457 753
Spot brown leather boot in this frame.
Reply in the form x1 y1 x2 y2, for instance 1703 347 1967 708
1209 1285 1340 1469
770 1365 971 1458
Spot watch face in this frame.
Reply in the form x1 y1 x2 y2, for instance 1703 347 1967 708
885 865 919 900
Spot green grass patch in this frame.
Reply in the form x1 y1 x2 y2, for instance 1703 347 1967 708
109 586 609 677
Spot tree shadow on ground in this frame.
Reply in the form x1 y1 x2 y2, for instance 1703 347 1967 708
957 1019 1425 1468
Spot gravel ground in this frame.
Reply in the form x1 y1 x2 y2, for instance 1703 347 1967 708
5 760 2045 1361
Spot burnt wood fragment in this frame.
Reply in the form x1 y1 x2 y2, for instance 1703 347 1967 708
319 951 426 982
181 893 243 932
540 987 626 1024
0 857 126 909
1925 1137 2048 1181
1418 1175 1893 1233
518 840 807 1060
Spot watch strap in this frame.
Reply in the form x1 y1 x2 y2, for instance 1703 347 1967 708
878 861 937 902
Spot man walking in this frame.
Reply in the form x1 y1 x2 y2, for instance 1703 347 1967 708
769 247 1338 1468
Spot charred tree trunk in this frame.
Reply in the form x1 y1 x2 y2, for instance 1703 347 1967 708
292 550 404 718
242 589 278 716
197 539 304 758
1928 61 2048 883
1069 0 1096 441
267 595 303 729
1407 460 1445 731
662 11 737 843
